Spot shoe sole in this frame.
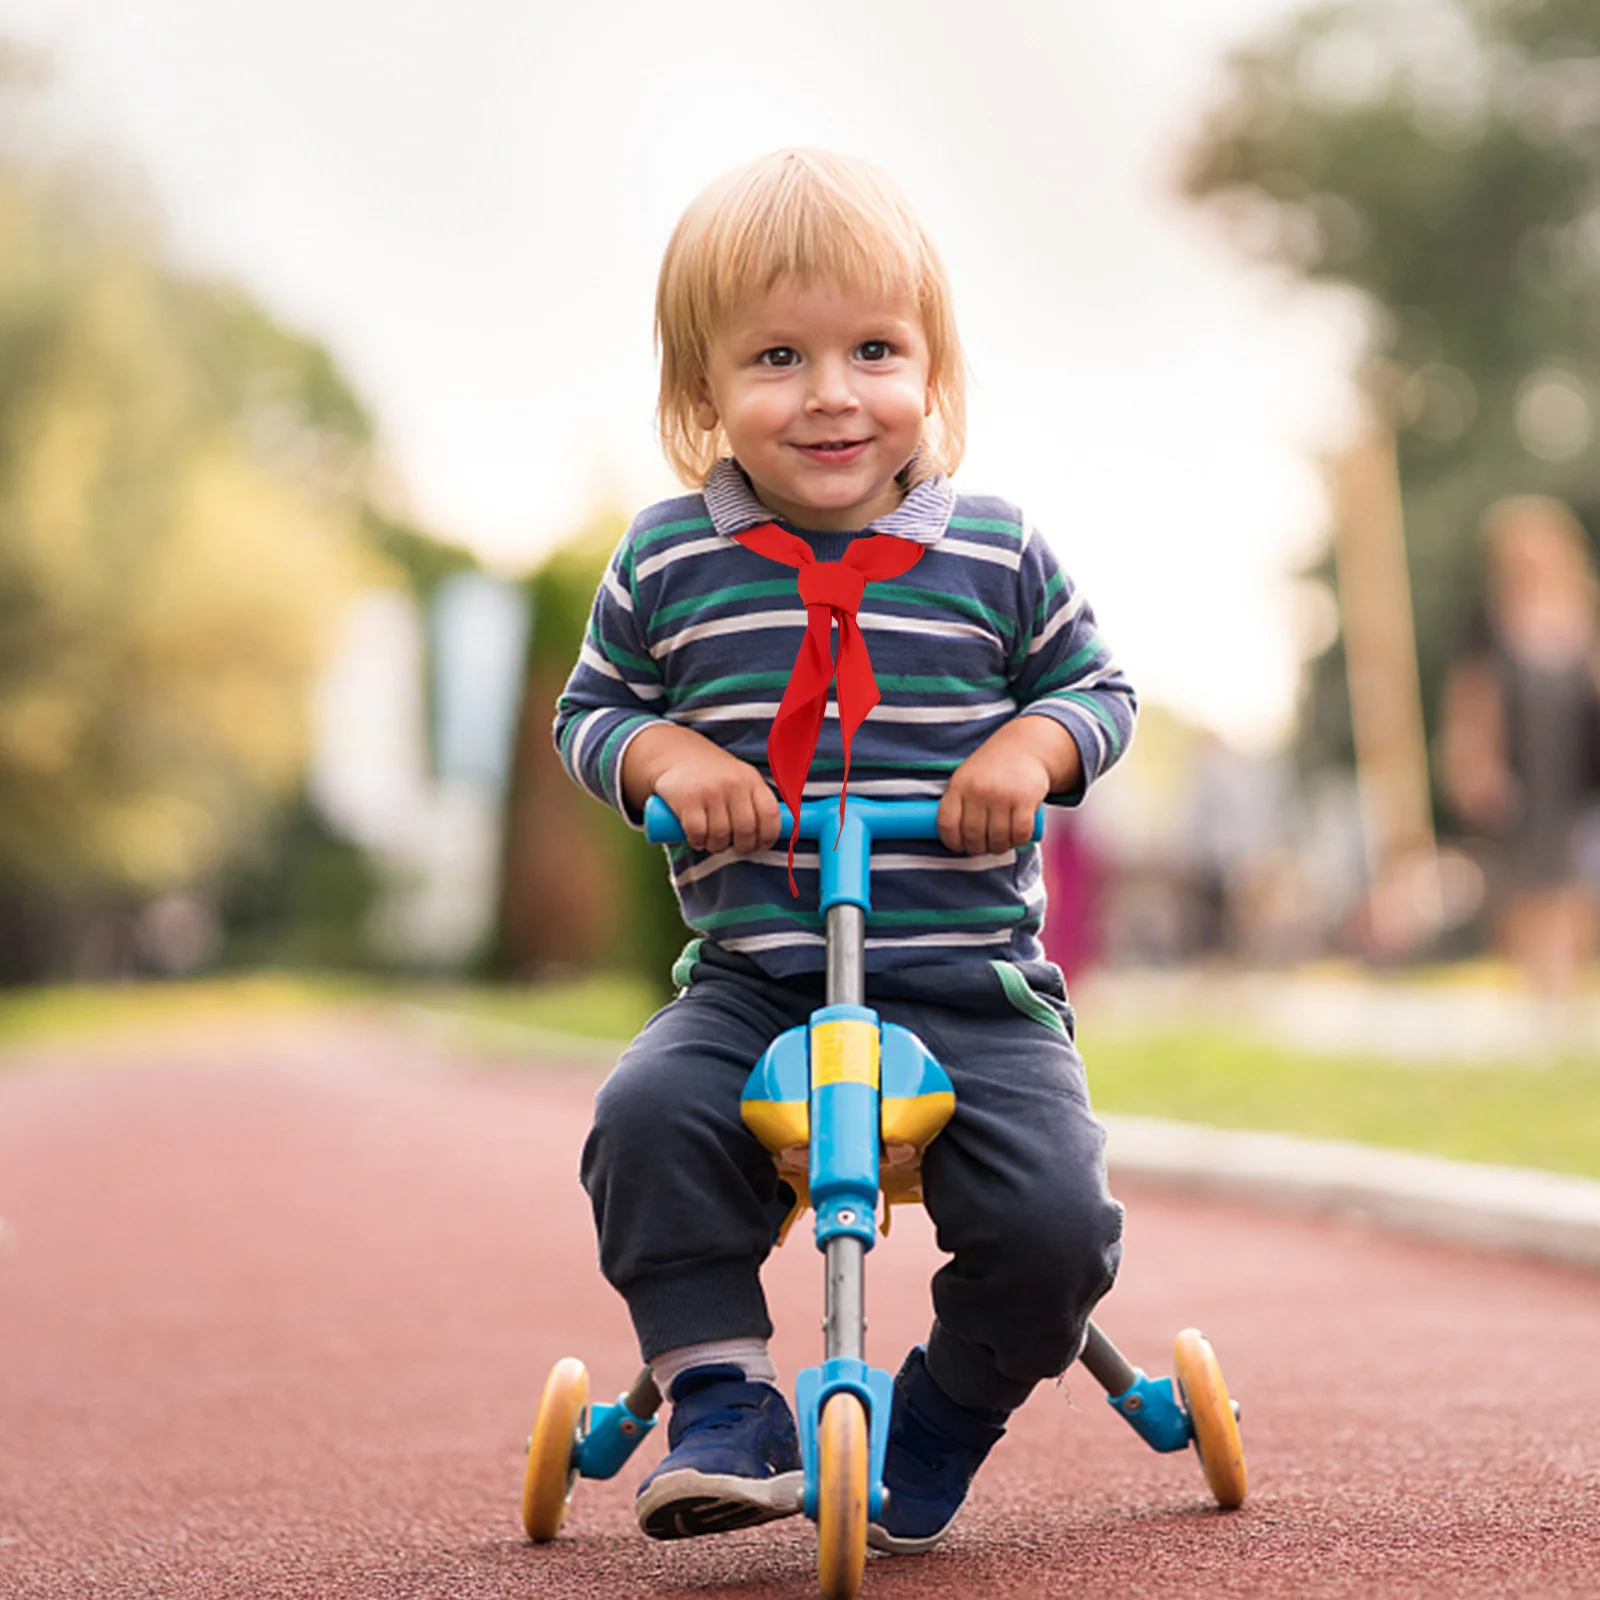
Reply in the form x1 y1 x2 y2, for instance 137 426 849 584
637 1469 805 1540
867 1517 956 1556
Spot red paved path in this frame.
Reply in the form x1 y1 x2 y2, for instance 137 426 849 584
2 1020 1598 1599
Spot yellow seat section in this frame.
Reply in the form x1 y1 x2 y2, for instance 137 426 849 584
810 1017 880 1088
881 1090 956 1152
742 1098 809 1156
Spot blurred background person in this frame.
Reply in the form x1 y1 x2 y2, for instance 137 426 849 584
1440 496 1600 995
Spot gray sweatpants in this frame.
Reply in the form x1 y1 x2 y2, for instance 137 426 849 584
579 946 1123 1414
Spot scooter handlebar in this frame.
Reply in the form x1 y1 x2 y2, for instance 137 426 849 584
643 794 1045 847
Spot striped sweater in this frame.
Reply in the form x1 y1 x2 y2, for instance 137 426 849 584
553 462 1136 980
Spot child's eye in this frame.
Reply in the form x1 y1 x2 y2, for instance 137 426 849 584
757 347 800 368
857 340 893 362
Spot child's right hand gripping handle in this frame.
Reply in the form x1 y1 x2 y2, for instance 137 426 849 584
643 794 1044 846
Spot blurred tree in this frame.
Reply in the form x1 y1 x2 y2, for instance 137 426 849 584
1182 0 1600 779
496 510 683 996
0 48 406 977
217 796 384 971
363 501 478 601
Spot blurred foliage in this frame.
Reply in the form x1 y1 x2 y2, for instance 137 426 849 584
524 513 625 680
1182 0 1600 776
0 51 459 978
214 797 385 970
499 511 684 994
363 501 477 601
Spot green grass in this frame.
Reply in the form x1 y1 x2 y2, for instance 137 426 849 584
0 970 667 1053
5 972 1599 1182
396 973 664 1044
0 973 370 1048
1082 1024 1600 1181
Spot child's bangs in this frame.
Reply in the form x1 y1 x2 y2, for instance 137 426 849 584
707 182 928 322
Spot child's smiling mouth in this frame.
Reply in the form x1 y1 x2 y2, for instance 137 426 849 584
792 439 870 462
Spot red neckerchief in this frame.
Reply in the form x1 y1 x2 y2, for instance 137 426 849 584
730 521 925 894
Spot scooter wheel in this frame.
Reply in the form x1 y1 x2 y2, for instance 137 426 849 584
522 1357 591 1541
1173 1328 1246 1509
815 1390 869 1600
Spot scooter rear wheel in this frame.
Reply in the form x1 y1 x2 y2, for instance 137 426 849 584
816 1391 869 1600
522 1357 591 1541
1173 1328 1246 1509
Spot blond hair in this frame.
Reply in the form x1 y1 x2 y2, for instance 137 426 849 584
654 149 967 486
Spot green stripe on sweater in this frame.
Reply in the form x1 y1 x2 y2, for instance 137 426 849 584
667 669 1007 706
653 579 797 626
948 515 1024 539
1054 689 1124 758
1030 638 1105 692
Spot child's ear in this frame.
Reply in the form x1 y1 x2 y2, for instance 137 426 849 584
691 375 719 433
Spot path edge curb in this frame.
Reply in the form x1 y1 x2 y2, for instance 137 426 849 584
1102 1114 1600 1270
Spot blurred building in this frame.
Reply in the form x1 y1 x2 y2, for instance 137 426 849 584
308 573 528 969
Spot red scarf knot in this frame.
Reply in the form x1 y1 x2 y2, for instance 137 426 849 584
730 520 925 895
797 560 866 613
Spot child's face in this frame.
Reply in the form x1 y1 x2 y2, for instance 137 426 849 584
695 278 932 532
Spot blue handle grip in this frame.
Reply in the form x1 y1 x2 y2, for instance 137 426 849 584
643 796 1044 912
643 795 1045 846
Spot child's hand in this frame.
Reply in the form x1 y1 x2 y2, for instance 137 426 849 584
939 716 1082 854
622 723 782 853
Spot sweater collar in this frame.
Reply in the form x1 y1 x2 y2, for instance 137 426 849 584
702 456 954 547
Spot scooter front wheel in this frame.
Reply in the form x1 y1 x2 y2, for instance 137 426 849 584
522 1357 591 1541
815 1390 869 1600
1173 1328 1246 1509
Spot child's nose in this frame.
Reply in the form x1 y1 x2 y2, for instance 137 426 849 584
804 356 859 413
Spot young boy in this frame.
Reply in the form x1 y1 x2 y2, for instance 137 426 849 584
554 148 1133 1553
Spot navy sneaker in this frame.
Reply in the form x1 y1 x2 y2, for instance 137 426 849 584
635 1365 805 1539
868 1346 1008 1555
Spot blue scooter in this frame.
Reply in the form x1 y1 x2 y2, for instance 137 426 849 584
522 798 1246 1599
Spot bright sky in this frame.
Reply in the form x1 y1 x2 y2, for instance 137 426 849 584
3 0 1365 749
